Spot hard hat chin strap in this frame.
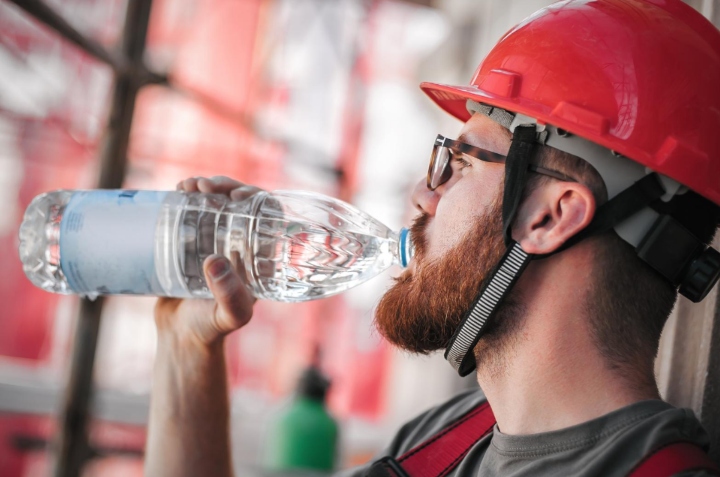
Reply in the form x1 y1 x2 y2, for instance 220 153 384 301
444 126 537 376
501 125 537 246
444 241 531 376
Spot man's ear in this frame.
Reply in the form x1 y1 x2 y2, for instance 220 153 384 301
513 182 596 255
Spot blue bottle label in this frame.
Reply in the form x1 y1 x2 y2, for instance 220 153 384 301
60 190 168 295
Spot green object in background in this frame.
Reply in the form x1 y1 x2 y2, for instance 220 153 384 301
266 366 338 472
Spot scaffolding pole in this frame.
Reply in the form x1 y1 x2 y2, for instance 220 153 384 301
53 1 154 474
3 0 158 475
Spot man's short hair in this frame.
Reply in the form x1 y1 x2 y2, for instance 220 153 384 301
523 144 720 383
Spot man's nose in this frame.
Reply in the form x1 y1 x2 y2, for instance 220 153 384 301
411 178 439 216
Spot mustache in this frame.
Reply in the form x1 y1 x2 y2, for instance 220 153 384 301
409 212 430 260
390 212 429 286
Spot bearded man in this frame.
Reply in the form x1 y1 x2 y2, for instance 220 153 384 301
144 1 720 476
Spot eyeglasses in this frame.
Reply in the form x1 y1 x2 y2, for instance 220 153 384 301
427 134 577 191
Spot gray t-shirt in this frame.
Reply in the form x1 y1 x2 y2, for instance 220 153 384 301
338 389 713 477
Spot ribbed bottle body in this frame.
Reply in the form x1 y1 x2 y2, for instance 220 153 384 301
19 189 412 302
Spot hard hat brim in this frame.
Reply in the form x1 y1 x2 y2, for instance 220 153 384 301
420 81 720 206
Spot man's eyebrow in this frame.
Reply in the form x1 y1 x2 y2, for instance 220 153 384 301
455 133 486 154
455 133 507 158
455 133 486 150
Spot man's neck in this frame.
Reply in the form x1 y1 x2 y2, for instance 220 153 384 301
475 255 660 436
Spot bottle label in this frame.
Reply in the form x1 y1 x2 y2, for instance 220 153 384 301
60 190 168 295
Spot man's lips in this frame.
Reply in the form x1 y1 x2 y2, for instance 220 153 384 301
395 259 416 281
406 260 416 273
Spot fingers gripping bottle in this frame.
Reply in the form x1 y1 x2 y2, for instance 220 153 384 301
19 189 414 302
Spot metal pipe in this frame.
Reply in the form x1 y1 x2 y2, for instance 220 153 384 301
8 0 121 70
7 0 166 85
51 0 155 476
51 297 105 477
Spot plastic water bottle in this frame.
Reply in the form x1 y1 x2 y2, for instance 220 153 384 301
18 189 413 302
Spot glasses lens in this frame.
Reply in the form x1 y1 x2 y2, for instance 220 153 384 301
428 145 451 190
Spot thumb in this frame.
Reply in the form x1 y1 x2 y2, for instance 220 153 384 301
203 254 255 335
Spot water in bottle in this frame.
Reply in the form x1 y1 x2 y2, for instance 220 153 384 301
18 189 414 302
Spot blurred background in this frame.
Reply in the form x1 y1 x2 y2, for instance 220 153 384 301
0 0 718 476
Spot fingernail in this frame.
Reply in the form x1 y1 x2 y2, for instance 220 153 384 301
208 257 230 279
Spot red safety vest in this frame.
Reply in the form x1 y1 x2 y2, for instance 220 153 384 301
368 401 720 477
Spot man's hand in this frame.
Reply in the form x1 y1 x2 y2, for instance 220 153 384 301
146 176 263 477
154 176 263 347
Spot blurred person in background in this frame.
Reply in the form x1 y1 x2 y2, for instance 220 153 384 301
144 0 720 476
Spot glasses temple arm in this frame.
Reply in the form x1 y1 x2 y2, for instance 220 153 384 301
528 165 577 183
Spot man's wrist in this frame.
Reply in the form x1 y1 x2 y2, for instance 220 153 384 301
156 326 225 359
154 296 234 351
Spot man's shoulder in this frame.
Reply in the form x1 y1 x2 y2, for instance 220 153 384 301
333 388 487 477
478 401 712 477
623 405 714 477
385 387 487 456
335 397 714 477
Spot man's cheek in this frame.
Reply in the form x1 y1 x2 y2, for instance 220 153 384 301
430 207 476 257
422 222 449 261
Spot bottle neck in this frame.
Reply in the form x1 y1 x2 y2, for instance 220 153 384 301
397 227 414 268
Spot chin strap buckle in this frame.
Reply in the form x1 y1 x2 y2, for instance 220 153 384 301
637 214 720 302
681 248 720 302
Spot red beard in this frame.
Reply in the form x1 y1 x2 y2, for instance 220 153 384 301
375 194 523 361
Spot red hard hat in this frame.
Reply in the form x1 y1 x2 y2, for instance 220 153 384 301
421 0 720 206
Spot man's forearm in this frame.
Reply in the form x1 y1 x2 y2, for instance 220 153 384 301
145 333 233 477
